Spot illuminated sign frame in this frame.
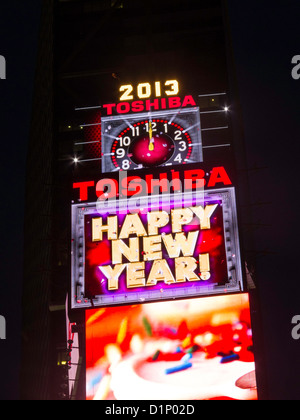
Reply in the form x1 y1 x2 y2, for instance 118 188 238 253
71 187 243 310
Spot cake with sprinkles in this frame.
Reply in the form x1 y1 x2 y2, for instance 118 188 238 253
86 294 258 400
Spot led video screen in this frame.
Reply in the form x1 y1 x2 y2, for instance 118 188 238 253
86 293 257 400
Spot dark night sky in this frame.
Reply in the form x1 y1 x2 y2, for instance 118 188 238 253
1 0 300 400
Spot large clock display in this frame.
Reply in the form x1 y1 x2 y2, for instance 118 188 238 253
111 119 193 171
101 108 203 173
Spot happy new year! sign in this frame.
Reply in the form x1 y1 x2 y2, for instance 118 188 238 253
71 188 243 309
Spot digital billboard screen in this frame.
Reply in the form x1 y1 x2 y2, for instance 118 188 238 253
70 79 259 397
100 106 203 173
71 81 244 311
71 187 243 309
86 293 257 400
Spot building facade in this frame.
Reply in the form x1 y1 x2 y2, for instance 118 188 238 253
21 0 266 400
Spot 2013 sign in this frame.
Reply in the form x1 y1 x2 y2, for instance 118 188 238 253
119 80 180 101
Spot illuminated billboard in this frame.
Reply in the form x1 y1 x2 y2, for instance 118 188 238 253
70 77 259 400
71 80 244 312
86 293 258 400
71 187 243 309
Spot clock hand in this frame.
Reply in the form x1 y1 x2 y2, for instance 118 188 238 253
149 120 154 151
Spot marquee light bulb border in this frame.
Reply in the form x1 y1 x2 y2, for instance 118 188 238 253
71 187 243 310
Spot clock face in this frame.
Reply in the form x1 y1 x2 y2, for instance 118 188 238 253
111 119 193 171
101 108 203 173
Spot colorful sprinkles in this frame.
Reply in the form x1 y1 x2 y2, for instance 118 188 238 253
144 317 254 375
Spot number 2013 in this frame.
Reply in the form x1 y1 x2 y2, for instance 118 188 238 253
119 80 180 101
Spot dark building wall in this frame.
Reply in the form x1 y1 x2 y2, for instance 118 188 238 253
21 0 55 400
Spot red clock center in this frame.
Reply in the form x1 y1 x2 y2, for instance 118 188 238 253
129 134 174 167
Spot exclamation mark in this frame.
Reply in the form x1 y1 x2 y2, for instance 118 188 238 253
200 253 211 280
